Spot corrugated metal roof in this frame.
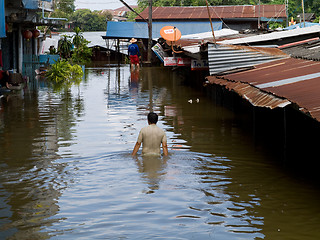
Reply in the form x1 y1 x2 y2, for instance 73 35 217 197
220 25 320 45
208 44 287 75
206 76 291 109
220 58 320 121
281 38 320 61
180 29 240 55
137 5 286 21
105 21 222 39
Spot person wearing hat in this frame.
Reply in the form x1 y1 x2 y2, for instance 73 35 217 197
128 38 141 70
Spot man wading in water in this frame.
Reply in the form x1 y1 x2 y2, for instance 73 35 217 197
132 112 168 156
128 38 140 70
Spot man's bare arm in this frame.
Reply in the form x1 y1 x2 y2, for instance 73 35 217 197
132 142 141 156
162 142 168 156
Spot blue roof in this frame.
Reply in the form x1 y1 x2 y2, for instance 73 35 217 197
284 22 320 30
0 0 5 38
260 17 284 23
106 21 222 39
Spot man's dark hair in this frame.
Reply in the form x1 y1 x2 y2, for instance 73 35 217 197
148 112 158 124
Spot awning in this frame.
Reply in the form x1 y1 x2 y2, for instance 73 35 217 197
105 21 222 39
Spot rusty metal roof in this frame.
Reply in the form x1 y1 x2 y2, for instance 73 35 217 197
136 5 286 21
217 58 320 121
206 76 291 109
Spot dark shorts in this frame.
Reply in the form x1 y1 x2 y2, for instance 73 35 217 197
130 55 139 64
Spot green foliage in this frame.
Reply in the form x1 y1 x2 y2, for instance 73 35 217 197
70 27 92 65
46 60 83 91
55 0 75 15
57 28 92 64
269 22 285 30
98 10 113 22
72 27 84 48
71 38 92 65
70 9 109 31
58 35 73 59
127 6 144 22
49 46 57 54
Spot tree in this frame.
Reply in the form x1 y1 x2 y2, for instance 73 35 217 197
70 9 109 31
51 0 75 19
58 35 73 59
72 27 84 48
71 28 92 65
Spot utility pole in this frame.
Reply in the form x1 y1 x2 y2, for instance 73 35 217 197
147 0 152 64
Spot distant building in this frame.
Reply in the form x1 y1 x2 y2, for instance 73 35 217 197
107 5 138 22
136 5 287 31
296 13 316 23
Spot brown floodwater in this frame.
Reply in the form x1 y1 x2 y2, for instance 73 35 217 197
0 65 320 239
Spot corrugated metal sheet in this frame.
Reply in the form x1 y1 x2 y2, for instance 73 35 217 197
208 44 287 75
206 76 291 109
220 58 320 121
220 25 320 45
137 5 286 21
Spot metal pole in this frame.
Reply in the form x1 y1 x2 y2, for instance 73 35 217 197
18 25 23 73
258 0 261 29
302 0 305 27
147 0 152 64
286 0 289 27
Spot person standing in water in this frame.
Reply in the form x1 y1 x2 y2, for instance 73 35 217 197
132 112 168 156
128 38 141 70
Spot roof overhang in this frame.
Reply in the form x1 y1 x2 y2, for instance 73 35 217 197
208 57 320 122
206 76 291 109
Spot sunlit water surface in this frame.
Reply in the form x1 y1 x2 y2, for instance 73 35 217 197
1 66 320 239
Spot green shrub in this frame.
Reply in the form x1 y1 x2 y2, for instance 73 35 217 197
46 60 83 91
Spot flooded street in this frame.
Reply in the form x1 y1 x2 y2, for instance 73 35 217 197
1 65 320 239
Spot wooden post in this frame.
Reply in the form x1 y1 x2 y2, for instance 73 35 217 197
205 0 216 48
147 0 152 64
117 39 120 66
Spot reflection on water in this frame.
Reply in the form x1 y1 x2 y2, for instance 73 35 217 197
135 155 168 194
0 65 320 239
